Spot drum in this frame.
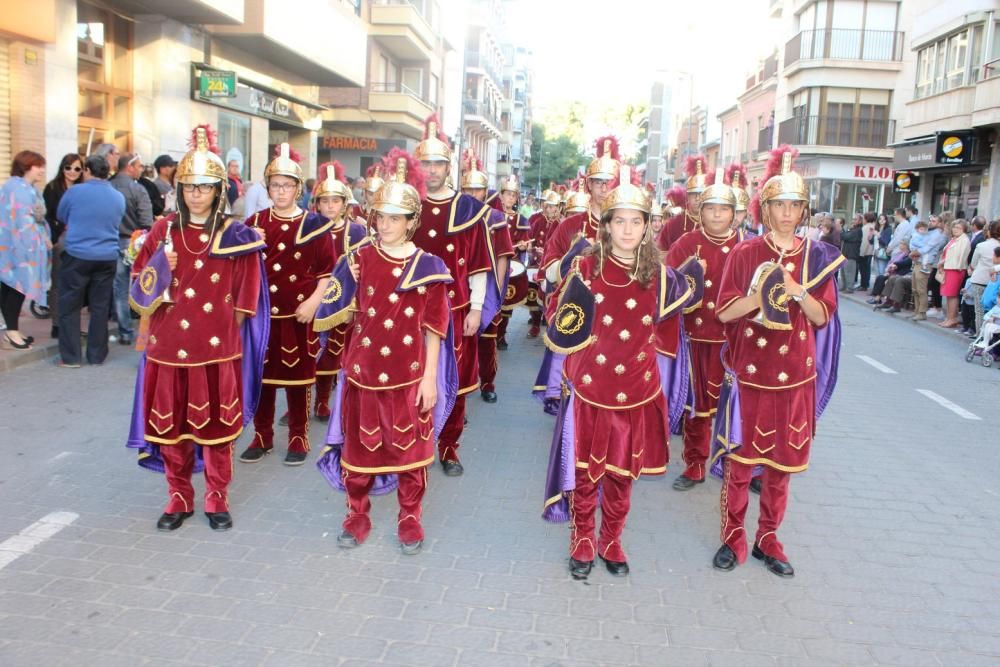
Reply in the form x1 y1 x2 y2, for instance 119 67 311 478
509 260 526 278
504 271 530 307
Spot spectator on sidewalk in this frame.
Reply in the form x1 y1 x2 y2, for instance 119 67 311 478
148 154 176 216
0 150 50 350
858 212 875 290
839 215 862 293
968 216 987 264
226 159 244 216
907 205 920 228
42 153 84 337
909 216 946 321
110 152 153 346
872 213 892 279
968 220 1000 334
959 277 977 335
242 179 271 219
55 155 124 367
93 143 121 176
887 207 912 256
872 241 913 311
937 219 972 328
925 214 949 317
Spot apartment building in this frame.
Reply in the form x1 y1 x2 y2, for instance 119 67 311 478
461 0 506 188
891 1 999 219
497 43 532 182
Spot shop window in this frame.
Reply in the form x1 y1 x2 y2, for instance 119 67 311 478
76 2 132 155
218 112 251 181
915 24 988 97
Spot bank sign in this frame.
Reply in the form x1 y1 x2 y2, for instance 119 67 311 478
935 131 973 165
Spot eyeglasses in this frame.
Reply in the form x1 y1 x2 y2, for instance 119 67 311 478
180 183 217 194
64 166 82 172
268 182 298 192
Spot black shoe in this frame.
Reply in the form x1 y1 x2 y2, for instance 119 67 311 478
156 511 193 531
239 447 271 463
23 335 34 345
874 303 891 310
866 297 879 305
888 306 901 314
118 334 133 346
497 339 508 351
400 540 423 556
569 558 593 580
441 459 464 477
749 477 762 495
672 474 704 491
600 555 629 577
712 544 737 571
752 544 795 578
278 412 289 427
206 512 233 531
481 390 498 403
337 530 360 549
51 326 59 339
284 451 307 466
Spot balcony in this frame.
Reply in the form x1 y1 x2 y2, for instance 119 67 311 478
107 0 243 24
463 98 502 139
785 29 904 68
769 0 782 17
973 71 1000 127
758 125 774 154
209 0 365 86
778 115 896 150
466 51 504 88
370 0 436 62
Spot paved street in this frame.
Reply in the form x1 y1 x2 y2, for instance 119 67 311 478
0 298 997 666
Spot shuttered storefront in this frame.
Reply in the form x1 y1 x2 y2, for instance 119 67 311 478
0 39 12 186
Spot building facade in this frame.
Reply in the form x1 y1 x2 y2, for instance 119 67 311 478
461 0 506 188
497 43 532 182
891 1 999 219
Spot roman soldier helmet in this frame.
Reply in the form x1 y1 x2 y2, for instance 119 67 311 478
365 164 386 194
645 183 661 217
498 173 520 194
564 178 591 213
661 184 687 218
460 148 489 190
725 162 751 212
699 167 736 207
585 135 620 182
415 113 451 162
754 145 807 228
373 147 426 219
684 155 708 195
601 165 651 215
541 188 563 207
264 143 303 182
314 160 351 202
176 124 226 187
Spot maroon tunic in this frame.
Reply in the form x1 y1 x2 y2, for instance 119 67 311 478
540 210 600 275
317 220 369 376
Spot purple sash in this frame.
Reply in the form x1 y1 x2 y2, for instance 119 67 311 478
542 387 577 522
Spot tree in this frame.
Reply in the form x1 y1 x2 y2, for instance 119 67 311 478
522 124 589 193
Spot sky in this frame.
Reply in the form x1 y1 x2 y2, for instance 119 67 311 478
443 0 777 146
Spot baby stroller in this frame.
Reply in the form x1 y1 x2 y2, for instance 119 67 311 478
965 319 1000 367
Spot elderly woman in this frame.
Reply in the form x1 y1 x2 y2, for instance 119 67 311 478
937 219 972 328
967 220 1000 334
0 150 50 350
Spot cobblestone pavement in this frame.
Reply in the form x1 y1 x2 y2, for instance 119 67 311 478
0 300 997 666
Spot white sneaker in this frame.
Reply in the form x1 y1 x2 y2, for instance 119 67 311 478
926 308 941 318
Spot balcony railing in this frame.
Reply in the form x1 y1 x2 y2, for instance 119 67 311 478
777 115 896 149
463 99 502 129
371 81 424 99
758 125 773 153
785 29 904 66
466 51 503 86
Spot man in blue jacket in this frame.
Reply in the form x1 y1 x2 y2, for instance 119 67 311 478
56 155 126 367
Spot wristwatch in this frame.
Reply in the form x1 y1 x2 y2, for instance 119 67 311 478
790 287 807 302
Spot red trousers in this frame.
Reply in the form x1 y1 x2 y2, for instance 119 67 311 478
251 384 310 453
438 395 466 463
721 459 790 563
315 374 336 418
569 468 633 562
681 414 711 481
161 443 233 513
342 468 427 544
477 335 498 392
496 313 510 341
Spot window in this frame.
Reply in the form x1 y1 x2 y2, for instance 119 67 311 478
429 73 439 106
401 68 422 98
218 112 250 181
915 24 987 97
945 31 968 88
77 1 132 155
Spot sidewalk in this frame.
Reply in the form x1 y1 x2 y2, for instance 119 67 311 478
0 307 59 373
838 287 974 347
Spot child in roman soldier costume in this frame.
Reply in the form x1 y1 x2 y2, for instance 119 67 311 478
312 161 370 421
361 164 387 230
314 150 458 555
126 125 268 532
725 162 753 233
542 166 702 580
710 146 843 578
666 168 747 490
659 155 708 250
240 145 335 466
412 115 504 476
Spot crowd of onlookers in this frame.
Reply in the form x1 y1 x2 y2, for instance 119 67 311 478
800 205 1000 344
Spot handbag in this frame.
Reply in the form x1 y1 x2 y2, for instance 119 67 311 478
876 248 889 260
935 268 946 284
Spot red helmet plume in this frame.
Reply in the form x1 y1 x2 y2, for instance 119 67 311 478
380 147 427 200
763 144 799 183
188 124 220 154
684 154 707 178
748 193 762 226
317 160 347 184
461 147 481 172
724 162 748 187
421 113 449 142
594 135 620 161
645 182 657 194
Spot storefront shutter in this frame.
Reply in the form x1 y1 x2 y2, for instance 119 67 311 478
0 39 11 187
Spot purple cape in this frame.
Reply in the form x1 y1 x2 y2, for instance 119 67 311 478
126 228 270 473
709 238 843 478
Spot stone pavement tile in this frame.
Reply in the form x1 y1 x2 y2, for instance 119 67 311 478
31 538 100 560
262 650 344 667
868 644 945 667
134 533 199 553
378 580 446 602
0 571 55 593
568 597 633 621
0 592 56 617
37 577 108 602
667 626 739 651
957 633 1000 656
601 619 668 645
759 615 829 639
479 573 541 595
211 577 282 602
402 600 470 626
98 585 173 609
143 551 210 572
0 640 77 667
225 600 300 625
383 641 460 666
454 556 513 575
505 593 569 616
695 609 763 632
241 624 321 652
598 581 663 604
419 566 479 589
359 617 431 643
800 638 874 664
144 569 222 594
634 602 698 627
43 599 122 625
636 645 711 666
114 608 189 634
469 607 535 632
88 545 155 566
184 639 273 665
336 592 406 618
496 630 568 658
175 616 250 641
528 657 601 667
737 632 806 657
428 624 497 651
932 652 1000 667
707 651 779 667
565 636 637 663
455 649 531 667
272 584 346 611
533 613 599 639
187 540 253 561
311 634 387 660
92 563 160 586
113 630 195 661
45 622 131 652
442 586 506 609
162 592 236 618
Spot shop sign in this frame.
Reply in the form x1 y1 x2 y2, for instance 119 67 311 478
893 141 936 170
323 136 379 151
892 170 919 193
935 131 973 165
852 165 893 181
192 65 322 129
198 70 237 98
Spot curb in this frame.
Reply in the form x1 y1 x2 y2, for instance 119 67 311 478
0 338 60 374
839 290 973 348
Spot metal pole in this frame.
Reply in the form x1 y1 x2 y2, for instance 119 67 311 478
687 73 694 159
537 141 543 193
